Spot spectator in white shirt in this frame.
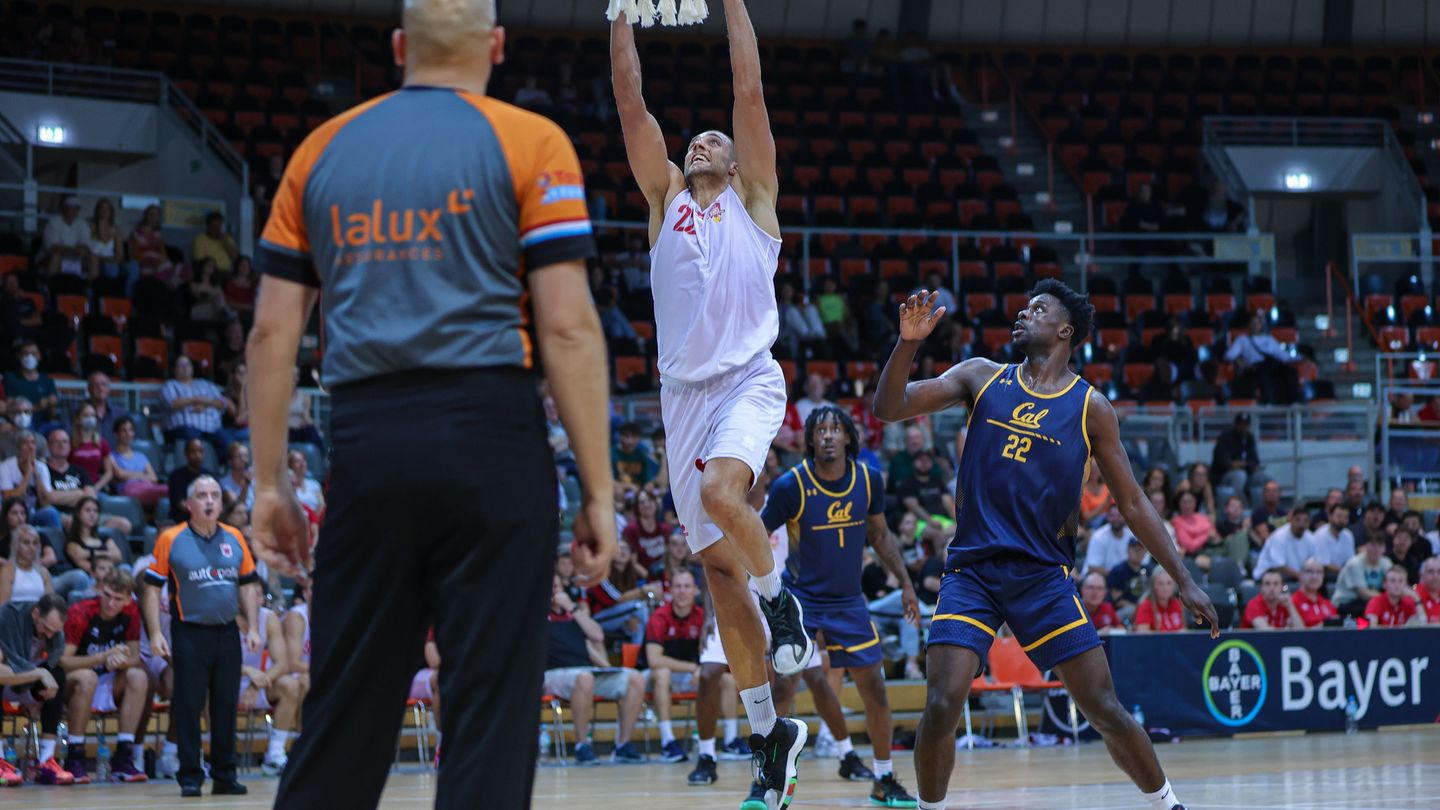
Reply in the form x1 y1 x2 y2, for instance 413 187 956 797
1308 502 1355 577
41 197 94 277
1224 313 1299 404
287 449 325 515
1081 506 1135 579
775 282 826 360
1253 506 1316 582
792 373 836 426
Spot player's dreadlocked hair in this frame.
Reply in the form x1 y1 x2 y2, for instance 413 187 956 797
1029 278 1095 346
803 404 859 461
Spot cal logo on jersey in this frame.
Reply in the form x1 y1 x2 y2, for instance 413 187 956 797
825 500 855 525
1010 402 1049 430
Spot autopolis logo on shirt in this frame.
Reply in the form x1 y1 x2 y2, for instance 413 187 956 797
187 566 239 586
1203 639 1267 727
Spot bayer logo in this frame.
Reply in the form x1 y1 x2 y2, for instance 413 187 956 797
1203 640 1268 727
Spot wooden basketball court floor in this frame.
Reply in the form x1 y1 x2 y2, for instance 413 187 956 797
15 728 1438 808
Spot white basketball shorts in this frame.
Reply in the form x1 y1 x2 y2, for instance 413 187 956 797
661 353 786 553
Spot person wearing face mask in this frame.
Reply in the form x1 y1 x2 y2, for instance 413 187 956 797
72 372 131 447
7 396 34 433
4 341 59 424
68 404 114 487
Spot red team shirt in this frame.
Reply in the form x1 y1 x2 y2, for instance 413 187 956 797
1134 597 1185 632
1291 589 1338 627
644 603 705 663
1089 601 1123 631
64 597 141 673
1241 596 1292 629
1417 584 1440 624
1364 594 1419 627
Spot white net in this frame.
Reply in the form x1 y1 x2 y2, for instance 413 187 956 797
606 0 709 27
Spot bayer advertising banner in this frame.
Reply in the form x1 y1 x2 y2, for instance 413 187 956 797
1106 629 1440 735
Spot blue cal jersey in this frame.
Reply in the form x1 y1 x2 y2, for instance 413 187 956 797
949 363 1093 569
761 459 885 607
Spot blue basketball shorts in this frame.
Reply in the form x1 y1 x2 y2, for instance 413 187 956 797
928 554 1102 672
795 595 884 670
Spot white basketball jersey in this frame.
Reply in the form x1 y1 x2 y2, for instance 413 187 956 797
288 603 311 666
650 185 781 383
242 607 275 672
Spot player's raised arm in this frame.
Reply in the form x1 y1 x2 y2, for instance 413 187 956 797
873 290 977 422
1086 390 1220 638
611 17 682 218
721 0 779 221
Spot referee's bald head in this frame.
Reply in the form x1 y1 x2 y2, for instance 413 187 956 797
395 0 503 73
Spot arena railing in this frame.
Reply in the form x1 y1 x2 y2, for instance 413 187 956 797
0 58 249 219
1374 351 1440 491
0 181 229 234
589 219 1280 297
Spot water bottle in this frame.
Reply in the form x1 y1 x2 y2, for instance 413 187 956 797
1344 696 1359 735
95 740 110 782
2 739 15 766
1131 704 1146 729
538 728 552 758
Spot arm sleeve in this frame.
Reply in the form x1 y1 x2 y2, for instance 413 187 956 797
256 132 323 288
512 120 596 271
146 529 174 583
865 464 886 515
760 471 802 534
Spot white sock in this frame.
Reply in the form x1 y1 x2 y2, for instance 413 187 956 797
1143 779 1180 810
267 729 288 761
39 738 56 763
753 568 783 600
873 758 892 777
117 733 134 744
163 740 178 757
68 735 86 747
698 737 716 758
834 736 854 757
918 798 947 810
659 721 676 745
723 718 738 741
740 684 777 737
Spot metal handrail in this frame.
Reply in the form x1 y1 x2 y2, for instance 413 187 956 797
0 58 246 187
1202 116 1394 147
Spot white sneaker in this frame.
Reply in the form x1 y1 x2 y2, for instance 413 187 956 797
261 755 287 776
157 752 180 779
813 724 836 759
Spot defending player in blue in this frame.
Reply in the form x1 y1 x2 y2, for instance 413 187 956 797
761 405 921 807
874 279 1220 810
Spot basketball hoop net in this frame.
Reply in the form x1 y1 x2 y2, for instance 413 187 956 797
606 0 709 27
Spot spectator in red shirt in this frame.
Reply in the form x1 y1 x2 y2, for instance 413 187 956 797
1290 559 1338 628
1133 569 1185 633
586 541 651 645
67 405 112 485
644 569 704 763
1080 572 1123 635
1416 557 1440 624
1242 570 1303 629
624 488 672 571
59 569 148 783
1365 567 1428 627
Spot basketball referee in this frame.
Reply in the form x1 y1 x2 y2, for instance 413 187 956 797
245 1 617 807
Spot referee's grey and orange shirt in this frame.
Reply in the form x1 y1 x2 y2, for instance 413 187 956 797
143 522 259 626
255 86 598 387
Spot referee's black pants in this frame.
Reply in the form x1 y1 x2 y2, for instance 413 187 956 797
171 620 241 788
274 368 558 810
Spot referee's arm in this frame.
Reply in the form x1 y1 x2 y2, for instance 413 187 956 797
530 261 616 587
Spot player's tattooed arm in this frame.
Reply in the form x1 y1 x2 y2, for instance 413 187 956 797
866 514 920 625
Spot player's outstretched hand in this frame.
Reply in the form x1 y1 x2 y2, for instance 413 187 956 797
1179 578 1222 639
251 485 312 581
572 496 618 589
899 290 947 342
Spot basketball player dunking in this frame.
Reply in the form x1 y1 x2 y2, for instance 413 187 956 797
613 1 811 806
874 280 1220 810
